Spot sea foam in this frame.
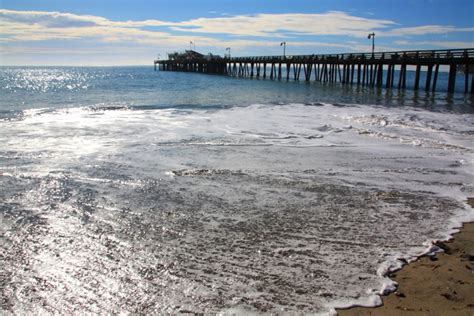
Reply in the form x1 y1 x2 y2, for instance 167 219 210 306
1 102 473 314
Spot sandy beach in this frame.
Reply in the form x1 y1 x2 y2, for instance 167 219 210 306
338 199 474 315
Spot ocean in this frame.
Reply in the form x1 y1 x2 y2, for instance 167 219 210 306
1 66 473 314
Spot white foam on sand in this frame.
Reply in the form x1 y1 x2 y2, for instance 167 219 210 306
1 102 473 314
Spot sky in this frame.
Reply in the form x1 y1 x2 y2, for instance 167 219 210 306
1 0 473 66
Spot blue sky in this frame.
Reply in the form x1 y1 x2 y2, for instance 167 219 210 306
1 0 473 65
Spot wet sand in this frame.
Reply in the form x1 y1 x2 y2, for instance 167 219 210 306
338 199 474 315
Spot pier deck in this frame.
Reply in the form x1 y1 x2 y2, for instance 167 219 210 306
155 48 474 94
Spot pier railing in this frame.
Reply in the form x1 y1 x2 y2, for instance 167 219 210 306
155 48 474 94
227 48 473 63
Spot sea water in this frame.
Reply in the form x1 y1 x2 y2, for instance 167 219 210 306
0 66 473 314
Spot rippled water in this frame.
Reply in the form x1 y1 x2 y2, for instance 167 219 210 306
1 67 473 314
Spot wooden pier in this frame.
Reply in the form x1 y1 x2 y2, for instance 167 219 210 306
155 48 474 94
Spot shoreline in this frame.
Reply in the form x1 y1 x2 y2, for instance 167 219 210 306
338 199 474 315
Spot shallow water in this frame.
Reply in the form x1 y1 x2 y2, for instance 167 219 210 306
1 67 473 313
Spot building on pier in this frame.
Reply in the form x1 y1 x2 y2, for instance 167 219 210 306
167 50 204 61
167 50 223 62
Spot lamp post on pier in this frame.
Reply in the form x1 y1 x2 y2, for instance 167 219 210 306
226 47 231 58
190 41 196 51
280 42 286 59
367 33 375 56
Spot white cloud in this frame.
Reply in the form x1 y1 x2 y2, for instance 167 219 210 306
1 9 472 44
1 9 473 65
0 9 396 42
169 11 395 37
0 9 107 28
0 9 399 54
386 25 474 36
